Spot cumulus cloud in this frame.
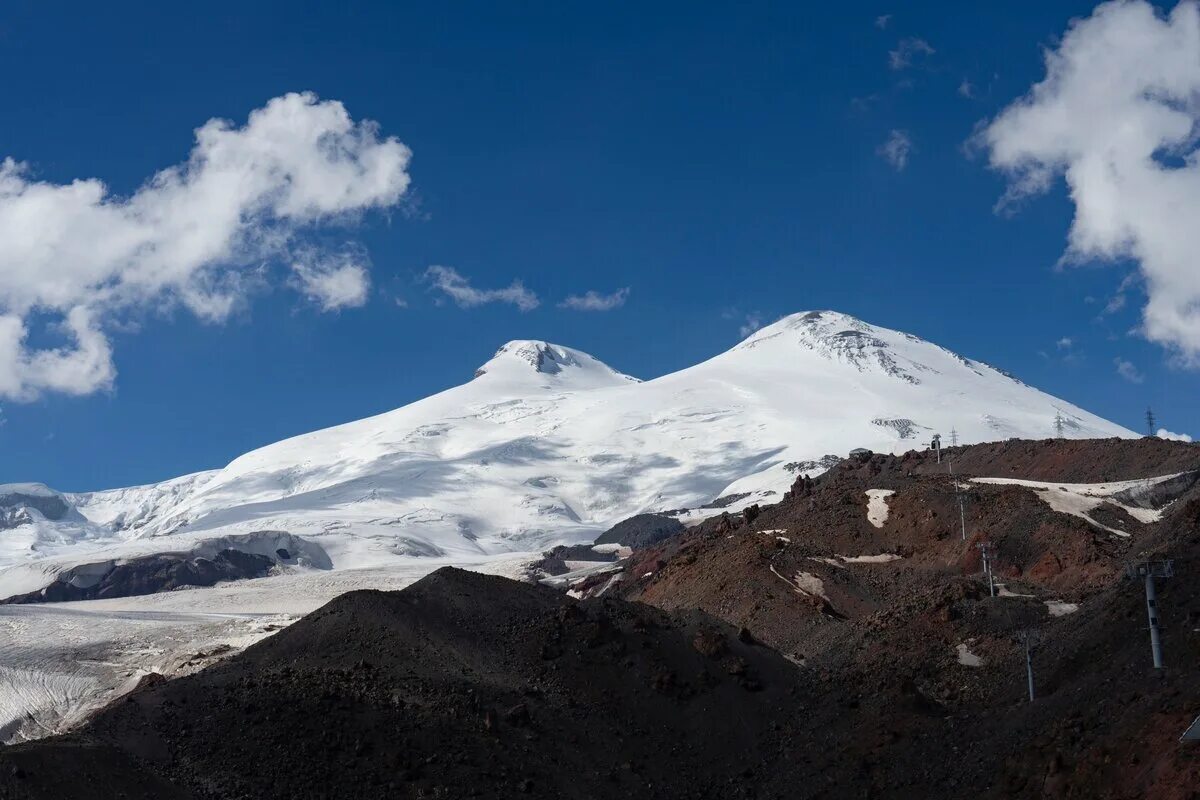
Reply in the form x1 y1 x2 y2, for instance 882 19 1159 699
888 38 935 70
290 250 371 312
878 130 913 171
1157 428 1193 442
424 265 539 311
1114 357 1145 383
875 14 892 30
979 1 1200 364
559 287 630 312
0 92 411 400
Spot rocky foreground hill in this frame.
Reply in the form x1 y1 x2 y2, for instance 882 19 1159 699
2 438 1200 799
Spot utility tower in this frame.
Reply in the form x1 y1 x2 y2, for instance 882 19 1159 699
1053 412 1065 439
950 427 959 448
977 541 996 597
1016 630 1037 702
1126 560 1173 669
1146 407 1157 437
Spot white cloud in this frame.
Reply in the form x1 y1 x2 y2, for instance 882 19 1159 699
875 14 892 30
878 130 913 171
0 92 411 400
290 250 371 312
739 313 765 339
1157 428 1193 442
0 308 115 399
1056 336 1074 349
559 287 630 311
1114 357 1145 383
424 265 539 312
888 38 935 70
958 78 975 98
979 1 1200 364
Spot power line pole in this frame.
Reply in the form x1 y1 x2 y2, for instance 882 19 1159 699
949 427 959 448
951 461 966 541
977 541 996 597
1016 630 1037 702
1146 407 1157 437
1054 411 1065 439
1126 560 1173 669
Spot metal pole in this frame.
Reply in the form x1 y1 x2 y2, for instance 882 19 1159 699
959 496 966 541
953 464 966 542
980 545 995 597
1145 573 1164 669
1025 637 1035 701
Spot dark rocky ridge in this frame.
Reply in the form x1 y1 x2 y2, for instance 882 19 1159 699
0 485 72 529
4 439 1200 798
594 513 684 548
0 568 811 799
0 532 331 604
0 549 276 604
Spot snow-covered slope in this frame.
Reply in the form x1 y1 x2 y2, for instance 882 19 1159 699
0 311 1134 596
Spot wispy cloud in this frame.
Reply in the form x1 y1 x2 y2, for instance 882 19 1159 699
739 313 765 338
559 287 630 312
958 78 975 98
875 14 892 30
424 265 540 312
1114 357 1144 384
0 92 412 401
877 130 912 171
888 37 935 70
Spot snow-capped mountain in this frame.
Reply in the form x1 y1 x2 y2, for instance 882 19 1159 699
0 311 1134 597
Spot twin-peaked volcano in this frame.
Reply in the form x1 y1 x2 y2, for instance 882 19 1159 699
0 311 1133 598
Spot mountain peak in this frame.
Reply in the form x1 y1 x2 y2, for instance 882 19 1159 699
741 310 875 344
729 310 985 387
473 340 638 387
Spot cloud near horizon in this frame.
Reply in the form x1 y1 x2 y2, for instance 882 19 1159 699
980 0 1200 366
424 265 540 312
559 287 630 312
0 92 412 400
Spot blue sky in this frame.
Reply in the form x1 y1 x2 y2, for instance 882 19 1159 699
1 0 1196 491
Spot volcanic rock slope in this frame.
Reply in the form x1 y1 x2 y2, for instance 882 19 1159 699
0 569 814 800
0 311 1132 599
3 440 1200 798
601 437 1200 798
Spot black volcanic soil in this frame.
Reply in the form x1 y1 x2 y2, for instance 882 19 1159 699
0 569 814 800
4 439 1200 799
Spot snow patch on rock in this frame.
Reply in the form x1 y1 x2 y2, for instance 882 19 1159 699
865 489 895 528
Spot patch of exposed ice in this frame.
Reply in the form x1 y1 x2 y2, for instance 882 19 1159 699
839 553 903 564
956 642 983 667
864 489 895 528
995 583 1034 598
793 572 829 602
1045 600 1080 617
971 474 1186 538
